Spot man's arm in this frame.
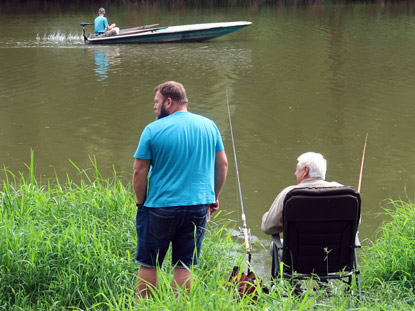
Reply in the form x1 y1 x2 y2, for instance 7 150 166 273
208 150 228 215
132 158 151 205
261 186 293 235
106 23 116 31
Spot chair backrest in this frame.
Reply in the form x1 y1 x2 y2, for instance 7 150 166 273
282 186 361 275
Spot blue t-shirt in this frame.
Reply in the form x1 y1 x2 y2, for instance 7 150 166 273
94 16 109 34
134 111 224 207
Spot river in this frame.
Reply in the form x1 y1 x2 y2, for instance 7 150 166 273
1 0 415 276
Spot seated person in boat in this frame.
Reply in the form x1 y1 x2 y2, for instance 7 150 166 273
261 152 342 237
94 8 118 37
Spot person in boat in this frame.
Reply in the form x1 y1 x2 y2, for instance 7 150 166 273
132 81 228 297
261 152 342 236
94 7 118 36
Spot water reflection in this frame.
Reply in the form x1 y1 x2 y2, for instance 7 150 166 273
2 0 415 279
93 47 120 82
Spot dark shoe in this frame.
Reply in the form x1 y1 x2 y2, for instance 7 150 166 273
317 280 333 296
292 281 304 296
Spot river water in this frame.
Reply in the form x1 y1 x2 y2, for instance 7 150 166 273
1 1 415 276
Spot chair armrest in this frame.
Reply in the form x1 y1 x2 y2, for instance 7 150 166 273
272 234 283 249
355 232 361 248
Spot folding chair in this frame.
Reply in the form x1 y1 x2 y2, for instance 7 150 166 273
270 186 361 300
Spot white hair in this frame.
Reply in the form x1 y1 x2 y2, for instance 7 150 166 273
297 152 327 179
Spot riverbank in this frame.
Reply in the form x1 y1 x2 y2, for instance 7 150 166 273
1 159 414 310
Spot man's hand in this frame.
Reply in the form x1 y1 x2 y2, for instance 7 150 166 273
208 199 219 215
133 158 150 205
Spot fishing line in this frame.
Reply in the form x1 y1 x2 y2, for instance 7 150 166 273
226 89 252 272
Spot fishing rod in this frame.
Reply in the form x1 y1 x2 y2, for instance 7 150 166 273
357 133 368 193
226 90 252 274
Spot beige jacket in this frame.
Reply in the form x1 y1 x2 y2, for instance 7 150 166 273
261 178 342 235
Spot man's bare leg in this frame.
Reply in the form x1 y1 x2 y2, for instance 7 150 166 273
172 267 192 293
136 266 157 298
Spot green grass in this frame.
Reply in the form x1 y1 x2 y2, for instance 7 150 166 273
1 154 414 310
359 198 415 309
361 199 415 287
1 154 136 309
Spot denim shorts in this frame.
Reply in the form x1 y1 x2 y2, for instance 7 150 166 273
135 204 208 269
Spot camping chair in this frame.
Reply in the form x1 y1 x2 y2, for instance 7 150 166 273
270 186 361 300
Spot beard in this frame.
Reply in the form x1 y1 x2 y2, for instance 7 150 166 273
157 101 170 120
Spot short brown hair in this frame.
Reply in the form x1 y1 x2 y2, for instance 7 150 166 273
154 81 188 105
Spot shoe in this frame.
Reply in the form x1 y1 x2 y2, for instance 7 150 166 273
317 280 333 296
292 281 305 296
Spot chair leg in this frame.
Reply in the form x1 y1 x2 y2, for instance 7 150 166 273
355 275 362 301
271 243 278 283
271 258 276 284
342 275 352 293
353 248 362 303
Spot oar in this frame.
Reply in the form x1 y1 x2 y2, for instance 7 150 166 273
135 24 159 30
226 90 252 274
119 24 160 33
357 133 368 193
118 27 166 36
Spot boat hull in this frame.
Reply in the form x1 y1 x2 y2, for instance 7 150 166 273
86 21 252 44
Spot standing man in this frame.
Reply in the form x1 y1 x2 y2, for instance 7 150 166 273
133 81 228 297
94 8 117 36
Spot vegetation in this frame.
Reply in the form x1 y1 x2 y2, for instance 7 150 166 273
359 198 415 309
1 154 414 310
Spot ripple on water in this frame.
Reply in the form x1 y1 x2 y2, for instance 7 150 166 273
0 32 85 49
37 32 84 43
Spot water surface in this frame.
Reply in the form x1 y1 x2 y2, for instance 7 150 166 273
1 1 415 276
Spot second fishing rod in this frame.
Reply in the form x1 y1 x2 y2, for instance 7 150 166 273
226 90 252 274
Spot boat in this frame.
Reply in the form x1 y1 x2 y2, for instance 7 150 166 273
80 21 252 44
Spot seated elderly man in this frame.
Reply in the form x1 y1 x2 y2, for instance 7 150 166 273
261 152 342 236
261 152 342 294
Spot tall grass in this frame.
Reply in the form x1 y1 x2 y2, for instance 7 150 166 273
1 154 415 310
361 199 415 287
359 199 415 309
1 153 136 309
0 154 262 310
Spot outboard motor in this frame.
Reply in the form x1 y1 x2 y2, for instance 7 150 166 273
80 23 94 42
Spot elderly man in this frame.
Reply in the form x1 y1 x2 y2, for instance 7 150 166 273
261 152 342 236
133 81 228 297
262 152 344 294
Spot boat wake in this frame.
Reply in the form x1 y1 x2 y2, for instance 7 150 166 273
0 32 85 48
36 32 84 43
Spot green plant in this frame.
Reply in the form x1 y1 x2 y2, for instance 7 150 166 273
2 155 415 310
361 199 415 289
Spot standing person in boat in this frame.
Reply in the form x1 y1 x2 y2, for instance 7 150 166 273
261 152 342 236
132 81 228 297
94 7 118 36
